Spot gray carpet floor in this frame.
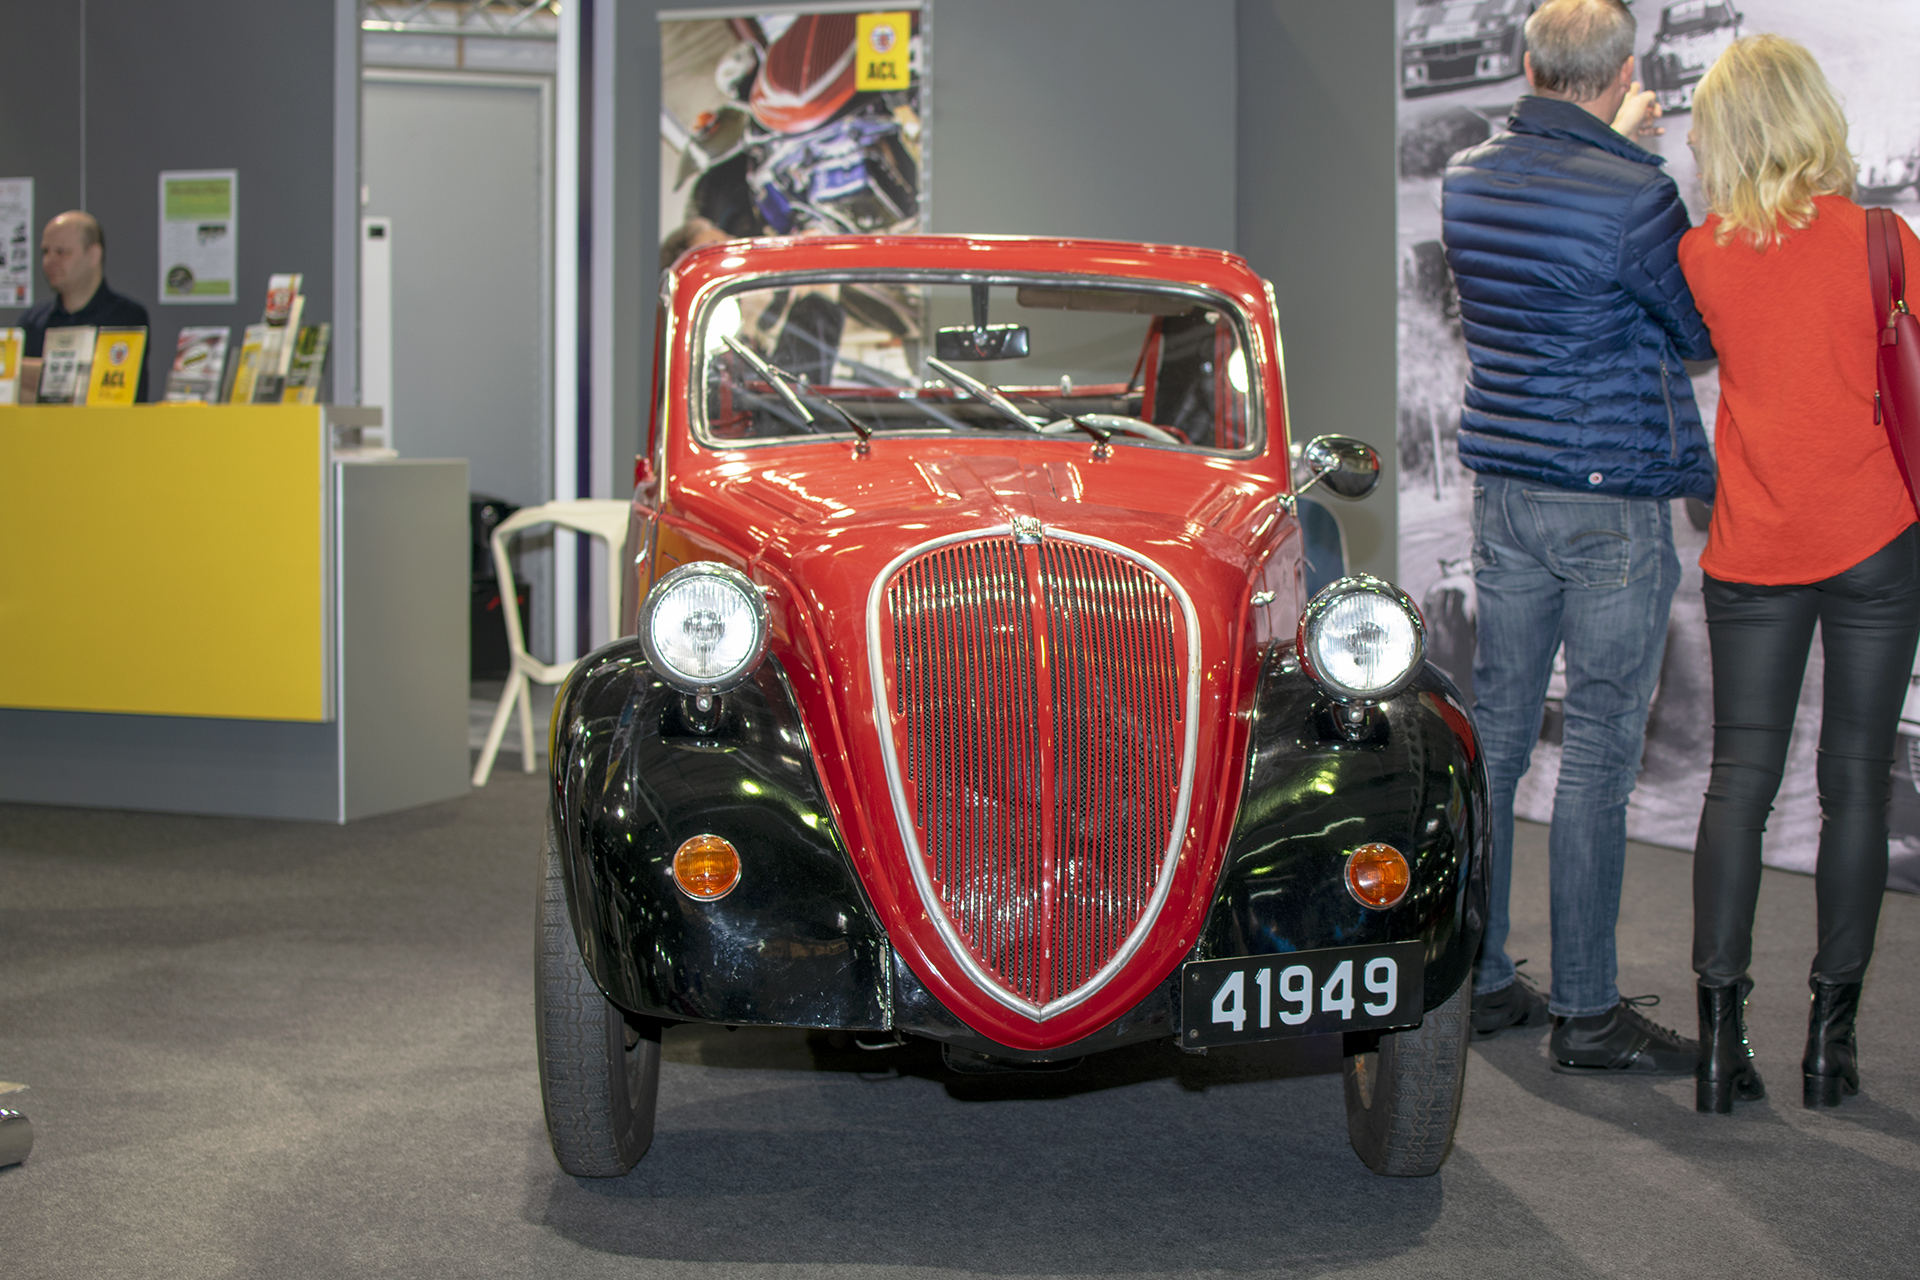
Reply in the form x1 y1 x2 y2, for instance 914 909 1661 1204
2 771 1917 1278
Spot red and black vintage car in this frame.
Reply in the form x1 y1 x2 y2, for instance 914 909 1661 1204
538 235 1487 1178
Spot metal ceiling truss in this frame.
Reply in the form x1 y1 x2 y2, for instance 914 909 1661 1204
362 0 559 41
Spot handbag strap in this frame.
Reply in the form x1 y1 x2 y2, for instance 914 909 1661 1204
1869 206 1906 326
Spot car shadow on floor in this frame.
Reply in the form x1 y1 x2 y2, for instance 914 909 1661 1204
665 1022 1345 1102
532 1025 1461 1272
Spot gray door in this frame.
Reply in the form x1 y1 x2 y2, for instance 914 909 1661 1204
362 74 549 508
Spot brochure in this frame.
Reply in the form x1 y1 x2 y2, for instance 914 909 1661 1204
226 323 269 404
163 326 231 403
85 327 146 406
0 328 21 404
263 273 303 325
267 292 305 383
280 323 330 405
37 326 96 404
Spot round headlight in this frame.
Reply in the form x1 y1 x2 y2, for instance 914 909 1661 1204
637 562 769 694
1296 575 1426 703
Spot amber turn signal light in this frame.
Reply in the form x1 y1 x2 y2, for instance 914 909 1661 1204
1345 843 1410 909
673 834 741 900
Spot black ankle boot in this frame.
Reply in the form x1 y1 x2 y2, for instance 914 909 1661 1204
1803 980 1862 1108
1696 979 1765 1114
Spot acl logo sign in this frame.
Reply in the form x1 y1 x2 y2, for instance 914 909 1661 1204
855 11 910 89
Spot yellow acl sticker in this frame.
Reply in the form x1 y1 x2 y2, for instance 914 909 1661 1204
855 11 911 90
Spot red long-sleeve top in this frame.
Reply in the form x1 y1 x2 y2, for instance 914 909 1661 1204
1679 195 1917 584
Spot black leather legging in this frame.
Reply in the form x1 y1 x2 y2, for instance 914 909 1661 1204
1694 523 1920 987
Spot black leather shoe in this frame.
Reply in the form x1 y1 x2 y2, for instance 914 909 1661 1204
1803 980 1862 1108
1550 995 1698 1076
1697 979 1765 1113
1472 965 1550 1037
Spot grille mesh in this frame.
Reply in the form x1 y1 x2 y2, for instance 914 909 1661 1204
886 533 1185 1006
764 14 856 96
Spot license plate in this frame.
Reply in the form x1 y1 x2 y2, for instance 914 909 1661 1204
1180 942 1426 1048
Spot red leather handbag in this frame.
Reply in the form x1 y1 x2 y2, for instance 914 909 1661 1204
1868 207 1920 517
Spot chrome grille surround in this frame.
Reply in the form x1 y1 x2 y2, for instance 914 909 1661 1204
865 525 1202 1022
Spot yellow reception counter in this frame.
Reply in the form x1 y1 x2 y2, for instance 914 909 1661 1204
0 405 469 821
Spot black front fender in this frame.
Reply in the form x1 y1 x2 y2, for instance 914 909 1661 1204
548 640 891 1028
1195 647 1488 1013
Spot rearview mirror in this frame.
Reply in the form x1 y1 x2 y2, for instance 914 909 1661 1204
1295 435 1380 502
935 324 1030 361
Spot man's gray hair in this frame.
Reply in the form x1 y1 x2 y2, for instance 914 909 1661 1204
1525 0 1636 101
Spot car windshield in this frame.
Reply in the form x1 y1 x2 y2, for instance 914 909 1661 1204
696 275 1259 454
1660 3 1734 36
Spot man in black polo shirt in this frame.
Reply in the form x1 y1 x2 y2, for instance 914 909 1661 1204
22 210 152 402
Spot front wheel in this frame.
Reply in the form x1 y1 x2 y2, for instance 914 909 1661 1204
1343 980 1469 1176
537 822 662 1176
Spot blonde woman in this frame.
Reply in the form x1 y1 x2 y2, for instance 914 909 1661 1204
1680 34 1920 1114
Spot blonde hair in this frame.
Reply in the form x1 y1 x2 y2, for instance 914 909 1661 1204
1693 34 1855 249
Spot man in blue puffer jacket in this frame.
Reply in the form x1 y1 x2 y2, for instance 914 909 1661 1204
1442 0 1713 1075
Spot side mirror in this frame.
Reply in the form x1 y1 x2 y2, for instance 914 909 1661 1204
1294 434 1381 502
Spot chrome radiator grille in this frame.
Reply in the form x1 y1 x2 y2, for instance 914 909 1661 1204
883 531 1187 1009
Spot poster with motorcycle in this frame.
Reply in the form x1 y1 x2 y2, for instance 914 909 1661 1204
661 6 924 247
1394 0 1920 891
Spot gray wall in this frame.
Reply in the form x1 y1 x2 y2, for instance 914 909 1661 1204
0 7 83 238
611 0 1395 576
0 0 340 399
1238 2 1397 579
924 0 1236 247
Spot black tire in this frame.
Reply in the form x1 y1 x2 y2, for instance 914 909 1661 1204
1343 980 1469 1177
537 823 662 1176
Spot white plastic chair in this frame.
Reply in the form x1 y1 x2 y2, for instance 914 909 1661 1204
473 499 634 786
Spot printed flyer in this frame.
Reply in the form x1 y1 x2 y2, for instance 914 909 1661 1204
158 170 237 304
0 177 32 308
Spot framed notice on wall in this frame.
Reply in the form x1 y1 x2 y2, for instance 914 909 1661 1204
0 177 32 307
158 170 237 304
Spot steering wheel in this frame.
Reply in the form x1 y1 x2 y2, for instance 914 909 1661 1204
1039 413 1181 444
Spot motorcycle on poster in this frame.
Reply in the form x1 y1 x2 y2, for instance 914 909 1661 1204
661 9 924 251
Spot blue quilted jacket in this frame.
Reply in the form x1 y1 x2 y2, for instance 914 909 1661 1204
1441 96 1716 499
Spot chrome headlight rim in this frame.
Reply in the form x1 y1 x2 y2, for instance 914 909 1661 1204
1295 574 1427 704
636 561 770 696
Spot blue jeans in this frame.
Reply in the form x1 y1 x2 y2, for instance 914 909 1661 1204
1470 476 1680 1018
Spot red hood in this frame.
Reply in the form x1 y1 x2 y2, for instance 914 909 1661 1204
654 438 1298 1049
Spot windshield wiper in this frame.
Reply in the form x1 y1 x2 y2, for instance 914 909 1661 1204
926 357 1120 449
794 381 874 447
1007 390 1115 450
926 357 1043 434
723 333 873 447
929 358 1121 452
721 333 816 430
